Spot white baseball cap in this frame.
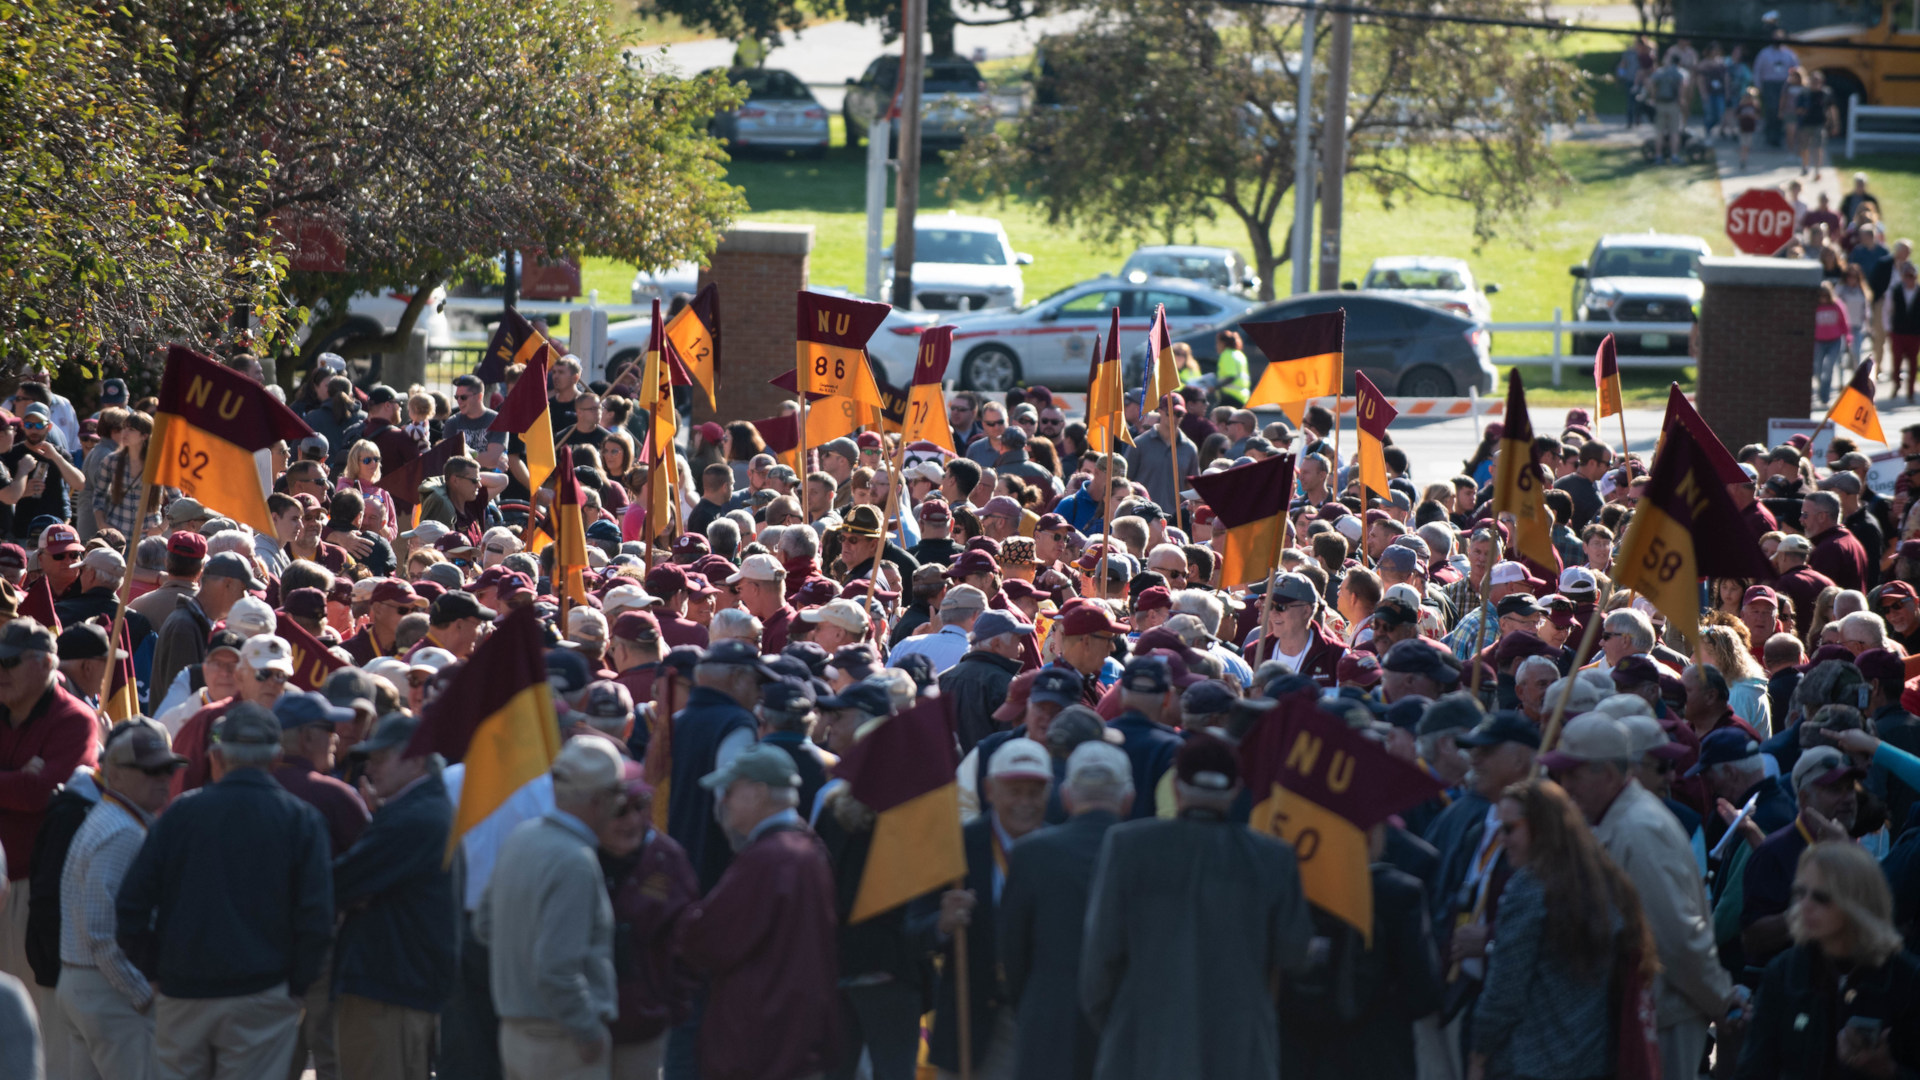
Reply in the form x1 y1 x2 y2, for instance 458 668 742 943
728 552 785 585
226 596 276 639
602 583 658 617
1558 566 1597 594
1065 741 1131 788
987 737 1053 782
239 634 294 675
399 520 452 545
408 647 457 676
800 598 871 635
1489 561 1532 586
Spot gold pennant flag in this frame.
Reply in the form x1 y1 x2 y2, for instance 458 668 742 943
1354 371 1398 499
1491 370 1557 570
1827 359 1887 444
902 326 958 456
664 284 720 410
796 291 889 406
1146 303 1181 404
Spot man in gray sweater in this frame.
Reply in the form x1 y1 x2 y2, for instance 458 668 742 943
476 736 623 1080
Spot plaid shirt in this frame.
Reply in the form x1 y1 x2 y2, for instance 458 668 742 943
60 790 154 1009
90 465 171 537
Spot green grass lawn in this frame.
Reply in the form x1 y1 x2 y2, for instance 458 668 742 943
581 117 1728 405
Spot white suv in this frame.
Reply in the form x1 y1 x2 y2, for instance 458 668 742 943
881 212 1031 312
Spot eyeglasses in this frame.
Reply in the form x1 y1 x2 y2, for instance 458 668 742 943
361 456 381 466
449 473 478 484
0 654 25 670
138 764 179 778
1791 884 1835 906
983 419 1005 428
46 551 79 562
485 545 510 555
252 669 290 683
21 421 46 431
455 392 474 403
408 672 434 687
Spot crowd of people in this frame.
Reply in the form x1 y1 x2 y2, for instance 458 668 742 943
3 342 1920 1080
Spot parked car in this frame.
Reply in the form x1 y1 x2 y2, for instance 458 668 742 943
602 287 939 387
944 275 1257 393
1132 293 1495 399
1569 233 1708 357
303 288 455 352
1357 256 1496 321
844 55 993 152
880 212 1031 312
630 262 700 307
1120 244 1260 296
707 67 830 155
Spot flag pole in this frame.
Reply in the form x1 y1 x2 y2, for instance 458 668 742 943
97 482 159 707
1540 607 1606 754
866 440 905 618
1255 567 1279 668
1467 576 1490 699
1616 407 1631 471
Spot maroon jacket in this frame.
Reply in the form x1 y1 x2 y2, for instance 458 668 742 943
1240 622 1347 688
1773 563 1838 638
604 829 700 1044
1809 525 1870 592
0 683 98 880
678 819 839 1080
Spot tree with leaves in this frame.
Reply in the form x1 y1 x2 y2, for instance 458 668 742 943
947 0 1590 300
112 0 747 371
643 0 1034 60
0 0 285 378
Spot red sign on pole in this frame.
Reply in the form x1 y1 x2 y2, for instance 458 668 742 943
1726 188 1798 255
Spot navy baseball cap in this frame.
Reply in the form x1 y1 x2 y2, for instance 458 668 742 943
1454 710 1543 750
1685 728 1762 778
274 690 357 730
817 681 892 717
1120 655 1172 695
1029 666 1086 708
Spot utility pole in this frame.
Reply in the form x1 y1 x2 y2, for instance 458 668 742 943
864 115 892 300
1288 2 1318 296
1317 7 1352 293
890 0 926 310
503 247 520 312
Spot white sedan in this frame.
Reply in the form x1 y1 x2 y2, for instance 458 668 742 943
1358 256 1497 322
603 287 939 387
941 276 1257 393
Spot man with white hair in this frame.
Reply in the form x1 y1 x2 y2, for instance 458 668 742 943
1802 490 1870 592
477 736 622 1078
52 547 136 629
114 702 333 1080
1582 607 1655 678
1542 713 1739 1080
888 584 985 673
1513 654 1560 726
708 607 762 648
1838 609 1888 654
1001 741 1132 1080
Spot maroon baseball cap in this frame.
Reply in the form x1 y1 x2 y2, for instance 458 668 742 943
671 533 710 560
919 498 952 523
1035 513 1071 533
646 564 688 595
612 610 661 641
167 531 207 560
980 496 1022 520
1883 581 1918 603
283 587 327 622
410 580 446 603
1337 650 1383 688
947 550 999 580
292 492 324 515
793 578 841 608
1059 603 1130 637
39 524 80 555
1134 585 1172 613
856 431 883 450
1742 585 1779 609
0 544 25 571
1003 579 1042 604
841 580 899 602
690 555 737 584
370 579 426 608
682 572 720 597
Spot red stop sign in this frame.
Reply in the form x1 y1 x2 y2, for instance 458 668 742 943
1726 187 1798 255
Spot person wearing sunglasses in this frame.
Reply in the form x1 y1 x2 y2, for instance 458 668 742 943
2 402 84 541
55 716 186 1077
165 634 300 798
339 438 397 544
1737 841 1920 1080
963 400 1010 468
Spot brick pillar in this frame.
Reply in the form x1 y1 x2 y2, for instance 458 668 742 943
694 224 813 425
1696 256 1822 451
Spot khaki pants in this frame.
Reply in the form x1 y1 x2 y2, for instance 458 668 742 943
611 1035 665 1080
0 882 29 990
155 984 303 1080
58 964 155 1080
501 1018 613 1080
1661 1017 1710 1080
335 994 435 1080
34 979 76 1080
287 947 337 1080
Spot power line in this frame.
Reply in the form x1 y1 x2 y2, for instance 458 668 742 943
1214 0 1920 56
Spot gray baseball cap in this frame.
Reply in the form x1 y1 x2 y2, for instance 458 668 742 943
699 742 801 791
204 551 265 590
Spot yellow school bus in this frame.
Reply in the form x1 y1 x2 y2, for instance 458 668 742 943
1790 0 1920 108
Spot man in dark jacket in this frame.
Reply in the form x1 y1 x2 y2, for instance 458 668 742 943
115 702 333 1080
758 680 833 817
331 713 457 1080
1001 741 1131 1080
930 737 1055 1078
678 744 839 1080
667 641 771 894
937 613 1028 754
1803 491 1871 592
1106 656 1186 818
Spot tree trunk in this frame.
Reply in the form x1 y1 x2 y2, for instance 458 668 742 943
1246 217 1291 302
928 0 956 57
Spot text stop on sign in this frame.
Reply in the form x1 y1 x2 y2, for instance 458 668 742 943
1726 188 1797 255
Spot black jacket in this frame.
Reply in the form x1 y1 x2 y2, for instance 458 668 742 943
25 780 99 987
761 730 832 822
330 770 459 1011
938 650 1022 754
115 768 334 998
813 791 940 995
929 819 1005 1073
1001 809 1120 1080
1735 944 1920 1080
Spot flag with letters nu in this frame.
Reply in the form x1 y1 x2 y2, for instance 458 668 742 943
145 344 314 536
796 291 888 406
1243 310 1343 424
1595 334 1624 420
1147 303 1180 403
1241 682 1444 943
276 614 346 692
665 284 721 410
1827 359 1887 444
1085 309 1134 451
408 605 561 856
1354 371 1398 499
488 334 557 495
904 326 958 456
477 307 548 385
1614 420 1776 646
834 695 966 922
1187 455 1294 588
1491 370 1557 570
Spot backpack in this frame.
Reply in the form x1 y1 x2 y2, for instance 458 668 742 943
1653 67 1683 104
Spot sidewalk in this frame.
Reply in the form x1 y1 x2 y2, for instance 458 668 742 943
1715 127 1847 208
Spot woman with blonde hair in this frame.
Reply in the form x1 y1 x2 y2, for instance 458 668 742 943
1734 841 1920 1078
340 437 398 539
1697 622 1774 734
1810 585 1844 648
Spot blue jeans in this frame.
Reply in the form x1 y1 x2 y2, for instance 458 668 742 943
1706 92 1726 133
1815 337 1848 401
